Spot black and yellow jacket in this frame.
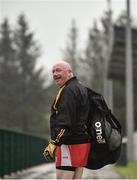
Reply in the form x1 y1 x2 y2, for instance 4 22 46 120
50 77 90 145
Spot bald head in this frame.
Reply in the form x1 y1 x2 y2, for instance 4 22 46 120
52 61 73 87
53 61 73 72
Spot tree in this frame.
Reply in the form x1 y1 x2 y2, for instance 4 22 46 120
84 21 104 93
13 14 48 136
0 18 21 129
0 15 49 137
62 19 79 76
115 11 127 26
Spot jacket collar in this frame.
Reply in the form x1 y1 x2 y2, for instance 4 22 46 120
64 76 77 86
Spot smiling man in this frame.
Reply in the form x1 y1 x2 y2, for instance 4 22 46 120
43 61 91 179
52 61 73 87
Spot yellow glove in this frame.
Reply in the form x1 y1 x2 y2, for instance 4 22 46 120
43 141 56 160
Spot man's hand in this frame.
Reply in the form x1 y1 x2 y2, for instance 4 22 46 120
43 141 56 160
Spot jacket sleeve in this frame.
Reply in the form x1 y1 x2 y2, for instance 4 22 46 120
51 87 77 145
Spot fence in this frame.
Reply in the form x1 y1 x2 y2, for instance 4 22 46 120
0 129 48 178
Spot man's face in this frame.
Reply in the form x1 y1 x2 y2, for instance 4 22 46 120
52 64 71 87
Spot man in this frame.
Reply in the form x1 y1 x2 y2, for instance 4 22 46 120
43 61 90 179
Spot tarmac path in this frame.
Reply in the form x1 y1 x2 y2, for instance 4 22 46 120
5 163 125 179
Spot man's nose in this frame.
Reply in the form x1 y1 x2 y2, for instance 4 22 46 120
53 71 56 75
53 71 57 77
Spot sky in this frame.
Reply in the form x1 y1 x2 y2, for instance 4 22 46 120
0 0 137 74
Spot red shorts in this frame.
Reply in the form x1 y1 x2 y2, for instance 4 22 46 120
55 143 91 168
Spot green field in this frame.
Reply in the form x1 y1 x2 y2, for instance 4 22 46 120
115 162 137 179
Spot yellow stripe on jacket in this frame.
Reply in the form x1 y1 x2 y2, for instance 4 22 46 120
55 129 65 143
52 85 65 111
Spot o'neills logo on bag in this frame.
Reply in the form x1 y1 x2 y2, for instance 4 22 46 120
95 122 106 144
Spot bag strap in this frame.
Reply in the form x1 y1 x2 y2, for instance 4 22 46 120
90 90 122 133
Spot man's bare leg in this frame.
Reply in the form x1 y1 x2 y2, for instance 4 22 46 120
73 167 83 179
56 169 75 179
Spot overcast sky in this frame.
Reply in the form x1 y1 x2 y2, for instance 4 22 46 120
0 0 137 73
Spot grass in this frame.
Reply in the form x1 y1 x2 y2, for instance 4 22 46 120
115 162 137 179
